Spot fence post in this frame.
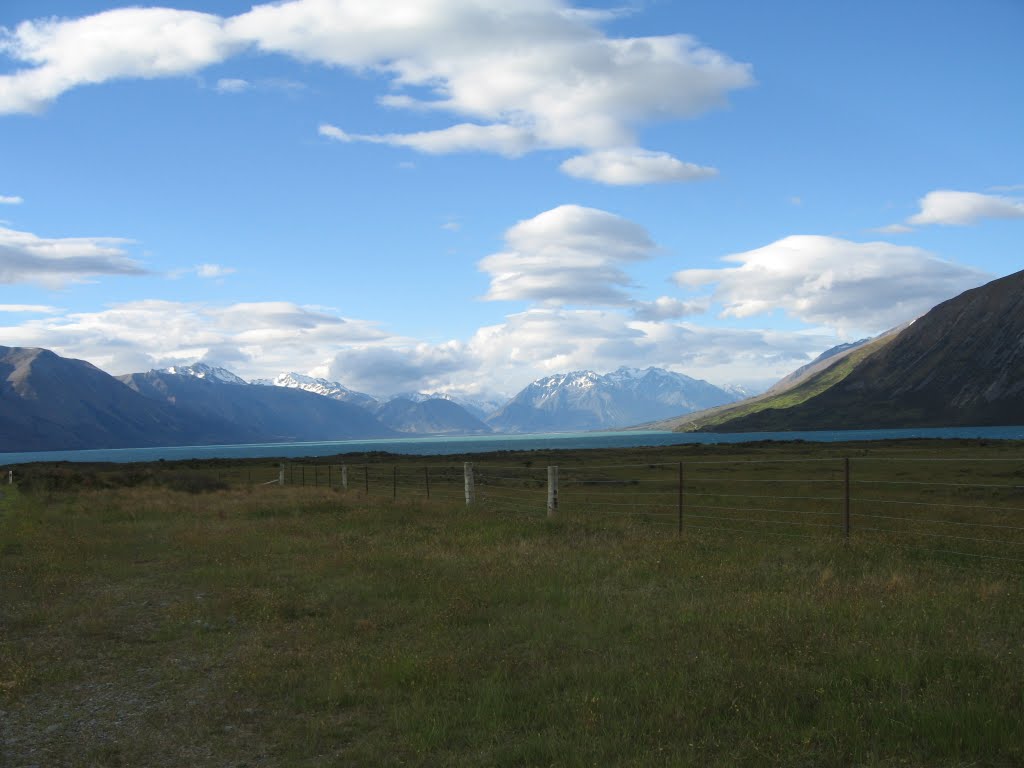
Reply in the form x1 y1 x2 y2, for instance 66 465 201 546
278 463 285 486
341 464 348 491
393 466 398 499
364 466 369 494
547 465 559 518
8 469 13 485
843 457 851 539
464 462 475 506
678 462 684 535
424 466 431 499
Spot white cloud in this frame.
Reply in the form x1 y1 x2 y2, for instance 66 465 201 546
0 300 391 378
479 205 656 306
215 77 249 93
320 122 541 156
0 225 147 287
0 304 59 313
631 296 709 321
0 7 239 113
196 263 236 278
675 235 990 335
560 148 717 185
2 2 751 182
872 223 913 234
0 195 23 205
908 190 1024 226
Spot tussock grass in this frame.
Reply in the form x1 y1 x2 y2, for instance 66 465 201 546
2 447 1024 766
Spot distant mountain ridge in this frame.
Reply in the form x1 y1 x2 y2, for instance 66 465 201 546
487 366 739 433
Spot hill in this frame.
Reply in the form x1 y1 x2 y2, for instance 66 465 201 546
675 269 1024 432
0 347 240 452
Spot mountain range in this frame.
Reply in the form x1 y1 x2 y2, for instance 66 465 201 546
486 367 739 433
3 269 1022 452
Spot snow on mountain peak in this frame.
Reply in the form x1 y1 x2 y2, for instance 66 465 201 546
161 362 247 385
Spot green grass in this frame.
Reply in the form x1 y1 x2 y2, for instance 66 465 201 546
2 443 1024 766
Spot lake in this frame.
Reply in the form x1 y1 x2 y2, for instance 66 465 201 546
1 425 1023 465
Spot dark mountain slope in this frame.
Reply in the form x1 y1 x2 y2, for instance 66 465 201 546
0 347 235 452
120 369 395 442
705 269 1024 431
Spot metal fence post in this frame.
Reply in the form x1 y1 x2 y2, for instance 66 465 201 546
464 462 475 506
547 465 559 518
843 457 851 538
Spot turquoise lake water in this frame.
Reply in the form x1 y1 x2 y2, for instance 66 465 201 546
1 425 1023 465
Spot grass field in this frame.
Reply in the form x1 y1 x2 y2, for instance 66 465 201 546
2 441 1023 766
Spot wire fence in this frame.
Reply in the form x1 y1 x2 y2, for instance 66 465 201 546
6 453 1024 573
268 455 1024 574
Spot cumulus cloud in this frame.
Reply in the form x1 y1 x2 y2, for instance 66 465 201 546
0 225 147 287
0 195 23 205
675 235 990 335
907 189 1024 226
479 204 656 306
560 148 717 185
0 7 238 113
2 1 750 182
328 342 472 397
0 300 390 378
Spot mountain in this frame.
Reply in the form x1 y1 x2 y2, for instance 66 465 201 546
120 368 395 442
0 347 239 452
486 367 739 433
373 397 492 435
671 269 1024 433
252 372 378 409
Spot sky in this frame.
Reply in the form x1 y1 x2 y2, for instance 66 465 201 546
0 0 1021 400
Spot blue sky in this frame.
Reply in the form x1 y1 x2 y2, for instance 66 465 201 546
1 0 1021 399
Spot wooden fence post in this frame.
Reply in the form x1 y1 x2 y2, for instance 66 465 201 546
678 462 684 535
464 462 475 506
424 466 431 499
393 466 398 499
843 457 851 538
547 465 559 518
364 466 369 494
278 463 285 486
341 464 348 491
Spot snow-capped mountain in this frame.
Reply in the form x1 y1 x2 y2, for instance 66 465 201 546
161 362 247 385
486 366 740 433
252 372 378 409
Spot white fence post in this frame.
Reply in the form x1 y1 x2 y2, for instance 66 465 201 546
278 463 285 486
341 464 348 491
7 470 12 485
547 465 559 518
464 462 475 506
